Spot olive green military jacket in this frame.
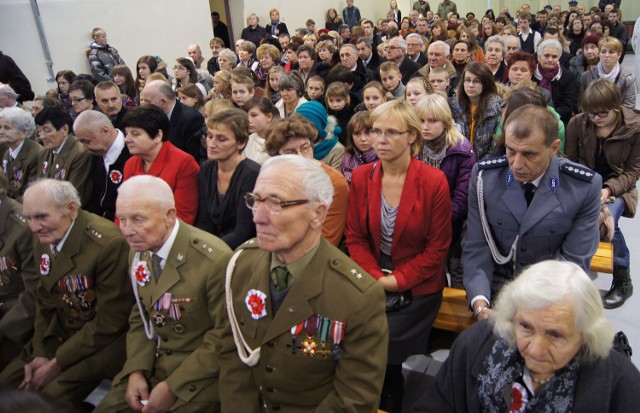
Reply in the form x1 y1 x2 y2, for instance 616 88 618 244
114 221 232 404
0 196 37 346
30 210 133 380
2 139 43 202
219 238 388 413
37 134 92 205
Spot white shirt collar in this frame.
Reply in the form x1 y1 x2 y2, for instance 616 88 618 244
153 220 180 268
53 137 68 155
51 219 75 254
103 130 125 171
9 140 25 159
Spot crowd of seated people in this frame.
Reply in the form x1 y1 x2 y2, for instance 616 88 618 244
0 1 639 412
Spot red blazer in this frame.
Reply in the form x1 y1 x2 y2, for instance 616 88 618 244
345 158 452 296
123 141 200 224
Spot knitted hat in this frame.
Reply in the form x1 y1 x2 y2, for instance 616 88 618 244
582 34 602 47
296 101 338 140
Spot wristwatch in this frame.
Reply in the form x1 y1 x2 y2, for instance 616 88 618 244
473 305 489 321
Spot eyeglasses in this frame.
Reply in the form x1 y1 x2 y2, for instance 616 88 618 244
244 192 310 215
70 97 88 103
587 110 611 119
464 78 482 85
387 46 403 50
370 128 409 138
280 142 312 155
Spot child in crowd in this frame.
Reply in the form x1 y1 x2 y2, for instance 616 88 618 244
405 76 434 107
230 75 255 108
379 61 405 99
358 81 387 112
325 82 353 145
428 66 452 97
203 98 233 121
111 64 137 108
265 66 284 104
177 84 205 113
341 111 379 185
306 75 325 102
243 96 280 165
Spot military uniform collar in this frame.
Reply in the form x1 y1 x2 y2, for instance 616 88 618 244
9 140 25 159
270 241 321 284
53 137 69 155
51 218 75 254
153 220 180 264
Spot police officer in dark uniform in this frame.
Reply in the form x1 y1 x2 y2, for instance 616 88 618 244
463 105 601 321
219 156 388 412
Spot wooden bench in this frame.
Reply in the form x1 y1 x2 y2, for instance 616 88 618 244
433 242 614 334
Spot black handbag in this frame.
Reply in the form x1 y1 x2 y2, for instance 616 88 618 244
381 268 412 313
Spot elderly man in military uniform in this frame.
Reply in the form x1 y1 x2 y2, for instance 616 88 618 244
0 173 37 370
95 175 232 413
219 155 388 412
463 105 601 322
0 179 133 408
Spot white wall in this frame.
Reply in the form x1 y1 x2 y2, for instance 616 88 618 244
0 0 213 97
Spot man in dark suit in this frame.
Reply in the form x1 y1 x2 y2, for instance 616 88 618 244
219 155 388 412
95 175 232 413
384 36 421 85
74 110 130 221
463 106 601 322
356 38 384 72
211 12 230 48
94 81 127 131
0 179 133 409
406 33 428 66
140 80 205 163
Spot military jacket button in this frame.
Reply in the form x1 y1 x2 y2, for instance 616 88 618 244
188 384 197 392
265 364 273 372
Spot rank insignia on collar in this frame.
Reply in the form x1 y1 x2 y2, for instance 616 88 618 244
109 170 123 184
245 289 267 320
134 261 151 286
40 254 50 276
506 171 514 187
177 253 184 262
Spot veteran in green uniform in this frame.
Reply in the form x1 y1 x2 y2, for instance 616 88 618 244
35 106 92 205
0 173 38 369
219 155 388 413
0 107 43 202
0 178 133 408
95 175 232 413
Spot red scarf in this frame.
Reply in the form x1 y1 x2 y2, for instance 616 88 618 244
537 63 559 92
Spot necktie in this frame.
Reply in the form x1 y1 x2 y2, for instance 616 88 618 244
151 254 163 281
523 182 536 207
272 265 290 291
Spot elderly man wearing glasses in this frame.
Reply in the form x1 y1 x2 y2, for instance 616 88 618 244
219 155 388 413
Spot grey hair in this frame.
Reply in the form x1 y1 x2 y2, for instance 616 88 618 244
0 107 35 137
389 36 408 53
537 38 562 56
406 33 424 45
218 48 238 66
340 43 358 54
260 155 334 208
485 35 507 58
429 40 450 56
503 35 519 47
26 179 81 209
492 260 615 363
0 84 18 99
117 175 175 211
73 109 114 133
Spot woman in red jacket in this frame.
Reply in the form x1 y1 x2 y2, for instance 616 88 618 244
345 100 452 413
122 105 199 224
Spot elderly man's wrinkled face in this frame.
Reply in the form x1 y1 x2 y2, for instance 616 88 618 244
428 46 446 68
515 301 583 379
251 163 318 259
187 45 202 63
0 118 27 146
116 195 175 252
0 92 16 109
39 121 68 151
340 47 358 69
23 186 77 245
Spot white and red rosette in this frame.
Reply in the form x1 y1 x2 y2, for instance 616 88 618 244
134 261 151 286
109 170 123 184
40 254 50 276
245 289 267 320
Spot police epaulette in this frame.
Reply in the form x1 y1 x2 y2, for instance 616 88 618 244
477 156 508 169
560 164 596 182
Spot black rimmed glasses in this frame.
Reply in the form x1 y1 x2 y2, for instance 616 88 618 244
587 110 611 119
244 192 310 215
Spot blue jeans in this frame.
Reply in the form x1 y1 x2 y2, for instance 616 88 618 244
606 198 630 268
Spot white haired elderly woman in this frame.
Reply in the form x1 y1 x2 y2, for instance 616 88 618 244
0 107 43 201
533 38 580 126
0 84 19 109
415 260 640 412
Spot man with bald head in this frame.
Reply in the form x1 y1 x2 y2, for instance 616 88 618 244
0 179 133 409
95 175 232 413
140 80 205 162
187 44 206 70
219 155 388 412
74 110 130 220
